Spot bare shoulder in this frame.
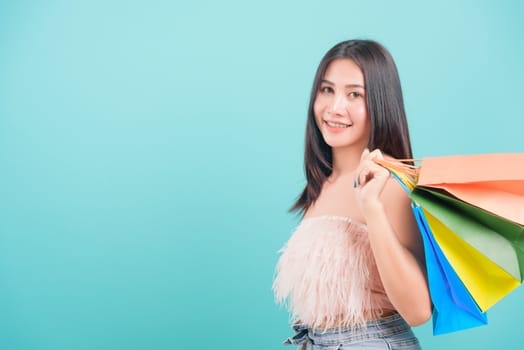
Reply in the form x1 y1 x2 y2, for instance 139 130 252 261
380 176 411 208
378 153 412 208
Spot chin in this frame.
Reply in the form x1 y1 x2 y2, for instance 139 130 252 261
323 137 355 149
321 132 369 151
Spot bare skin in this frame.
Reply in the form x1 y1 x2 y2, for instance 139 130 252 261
304 58 431 326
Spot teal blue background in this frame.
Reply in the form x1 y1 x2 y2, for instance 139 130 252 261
1 1 523 349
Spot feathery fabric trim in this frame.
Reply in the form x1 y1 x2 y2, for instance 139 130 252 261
273 216 394 329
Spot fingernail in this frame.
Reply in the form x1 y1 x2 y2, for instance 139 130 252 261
357 178 361 185
353 180 357 188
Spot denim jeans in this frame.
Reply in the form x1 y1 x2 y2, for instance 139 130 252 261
283 313 422 350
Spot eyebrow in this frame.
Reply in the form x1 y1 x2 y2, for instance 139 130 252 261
320 79 365 89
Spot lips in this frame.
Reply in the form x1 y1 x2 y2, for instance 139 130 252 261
324 120 352 128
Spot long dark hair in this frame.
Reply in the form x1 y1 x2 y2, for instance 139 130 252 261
291 39 413 215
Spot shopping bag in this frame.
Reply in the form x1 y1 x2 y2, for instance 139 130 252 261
376 153 524 334
411 186 524 311
412 205 488 335
416 153 524 225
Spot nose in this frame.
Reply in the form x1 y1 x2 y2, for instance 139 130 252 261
328 93 347 115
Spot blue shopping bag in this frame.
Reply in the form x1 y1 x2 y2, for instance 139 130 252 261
412 204 488 335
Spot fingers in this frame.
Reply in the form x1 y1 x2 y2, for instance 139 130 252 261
361 148 384 161
360 148 370 161
358 166 372 187
354 148 389 188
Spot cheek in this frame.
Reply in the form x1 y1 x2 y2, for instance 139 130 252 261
355 102 367 114
313 98 321 113
313 99 323 122
354 103 368 121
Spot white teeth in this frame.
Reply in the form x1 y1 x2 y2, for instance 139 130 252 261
326 121 350 128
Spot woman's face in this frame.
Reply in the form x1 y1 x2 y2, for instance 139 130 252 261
314 58 370 151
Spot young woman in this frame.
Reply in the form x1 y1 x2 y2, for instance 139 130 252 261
273 40 432 349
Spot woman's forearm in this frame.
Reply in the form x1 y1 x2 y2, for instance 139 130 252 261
364 203 432 326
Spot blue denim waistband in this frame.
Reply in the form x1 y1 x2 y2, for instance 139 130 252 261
284 312 414 348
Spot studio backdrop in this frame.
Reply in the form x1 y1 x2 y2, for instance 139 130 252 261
0 1 523 349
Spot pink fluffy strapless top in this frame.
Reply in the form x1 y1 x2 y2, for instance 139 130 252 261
273 215 395 329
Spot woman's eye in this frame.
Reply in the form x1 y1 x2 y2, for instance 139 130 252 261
348 91 362 98
320 86 333 93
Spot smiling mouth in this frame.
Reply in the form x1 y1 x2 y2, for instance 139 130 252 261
325 120 352 128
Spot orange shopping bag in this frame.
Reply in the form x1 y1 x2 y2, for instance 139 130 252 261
416 153 524 225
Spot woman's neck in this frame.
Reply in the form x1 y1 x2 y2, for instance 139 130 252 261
330 145 366 180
